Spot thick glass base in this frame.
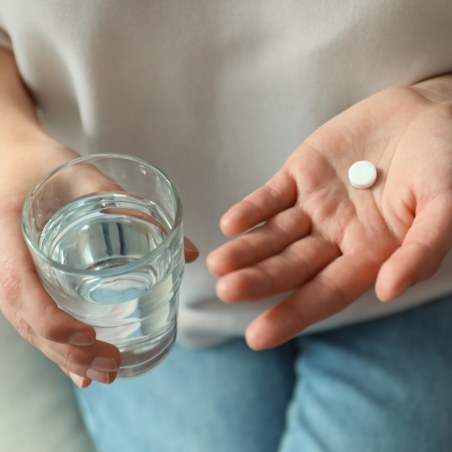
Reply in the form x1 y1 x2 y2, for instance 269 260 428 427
117 327 176 378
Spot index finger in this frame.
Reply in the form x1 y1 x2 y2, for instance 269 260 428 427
220 170 297 236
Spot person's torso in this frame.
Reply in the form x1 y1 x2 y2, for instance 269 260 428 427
1 0 451 345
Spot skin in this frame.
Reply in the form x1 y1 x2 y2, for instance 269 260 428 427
207 74 452 351
0 45 451 386
0 48 198 388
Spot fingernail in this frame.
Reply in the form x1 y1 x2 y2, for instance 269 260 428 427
184 241 198 254
85 368 115 384
69 332 95 346
68 372 89 388
186 247 198 254
90 357 118 372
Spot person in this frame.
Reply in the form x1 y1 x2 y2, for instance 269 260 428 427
0 2 451 451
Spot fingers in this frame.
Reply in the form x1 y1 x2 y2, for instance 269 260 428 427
207 207 311 276
184 237 199 263
60 366 92 388
220 171 297 236
6 272 121 384
0 225 120 385
245 254 379 350
215 235 340 301
376 196 452 301
1 233 96 346
6 262 96 346
8 304 120 385
40 338 120 385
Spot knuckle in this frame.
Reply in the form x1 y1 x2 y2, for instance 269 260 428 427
61 346 88 370
37 303 63 341
283 301 309 333
261 185 281 210
0 271 22 309
0 272 29 331
318 275 348 312
15 318 35 344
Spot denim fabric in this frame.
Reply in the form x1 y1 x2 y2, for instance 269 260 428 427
74 293 452 452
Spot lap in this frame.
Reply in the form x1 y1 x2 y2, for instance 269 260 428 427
282 293 452 452
75 293 452 452
75 338 296 452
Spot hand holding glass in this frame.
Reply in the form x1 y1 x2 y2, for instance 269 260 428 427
22 154 184 378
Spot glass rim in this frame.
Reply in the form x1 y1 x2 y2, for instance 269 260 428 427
21 153 183 276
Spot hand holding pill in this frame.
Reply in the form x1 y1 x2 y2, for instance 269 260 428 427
208 76 452 350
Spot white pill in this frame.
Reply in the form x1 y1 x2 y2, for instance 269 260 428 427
348 160 377 189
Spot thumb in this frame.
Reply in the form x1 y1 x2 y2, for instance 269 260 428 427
376 196 452 301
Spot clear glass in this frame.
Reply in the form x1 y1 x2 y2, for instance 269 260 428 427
21 154 184 378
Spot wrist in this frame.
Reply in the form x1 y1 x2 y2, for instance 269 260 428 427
0 135 78 205
0 48 78 205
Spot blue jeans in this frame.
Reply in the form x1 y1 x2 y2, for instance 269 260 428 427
74 293 452 452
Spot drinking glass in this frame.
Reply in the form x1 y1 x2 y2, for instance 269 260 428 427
22 154 184 378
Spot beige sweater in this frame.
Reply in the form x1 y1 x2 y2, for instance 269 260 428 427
1 0 451 346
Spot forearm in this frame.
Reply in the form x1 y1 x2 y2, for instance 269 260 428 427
0 47 75 202
0 47 44 143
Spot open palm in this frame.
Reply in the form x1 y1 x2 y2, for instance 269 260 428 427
207 81 452 350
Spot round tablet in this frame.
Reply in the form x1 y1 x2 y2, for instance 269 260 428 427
348 160 377 189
